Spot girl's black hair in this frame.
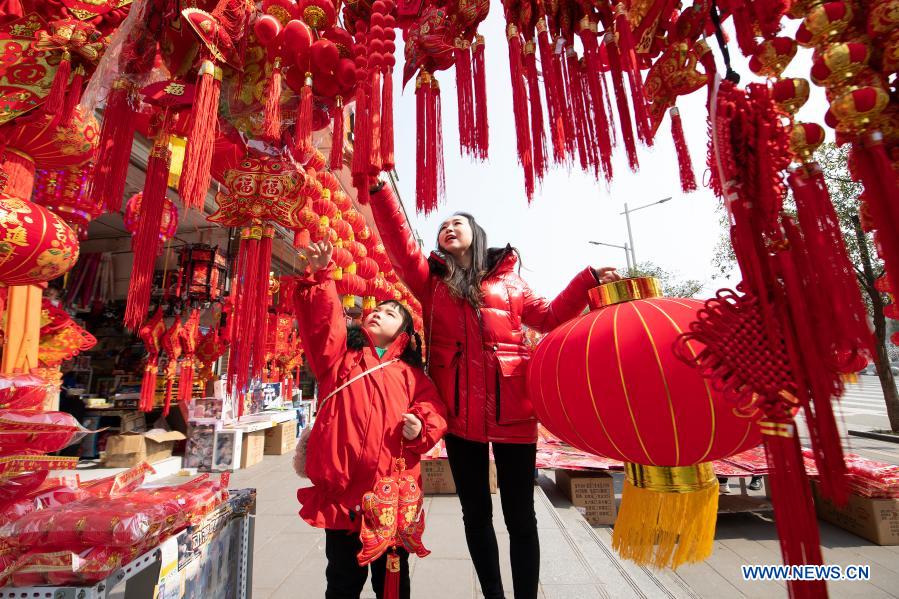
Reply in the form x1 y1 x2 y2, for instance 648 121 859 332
346 300 424 369
436 212 489 307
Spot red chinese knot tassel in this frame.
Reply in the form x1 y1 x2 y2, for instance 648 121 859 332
670 107 697 193
179 60 222 211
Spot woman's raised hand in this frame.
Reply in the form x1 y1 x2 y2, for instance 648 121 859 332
302 241 333 274
593 267 622 284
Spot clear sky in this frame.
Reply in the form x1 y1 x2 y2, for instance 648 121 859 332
386 8 826 300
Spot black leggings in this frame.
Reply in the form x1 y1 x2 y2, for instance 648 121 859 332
324 529 410 599
444 434 539 599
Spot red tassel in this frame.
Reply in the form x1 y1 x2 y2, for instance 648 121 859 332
761 425 827 599
124 118 172 330
523 42 546 183
563 49 590 174
262 60 282 142
163 370 175 417
179 60 222 211
434 78 445 204
614 6 652 146
44 50 71 120
179 360 195 404
670 107 697 192
329 97 345 171
351 82 371 197
252 233 274 382
552 42 576 160
229 228 260 395
61 67 84 128
471 35 489 160
296 74 314 156
853 135 899 298
454 39 475 156
93 82 136 213
383 550 401 599
415 73 429 213
577 57 601 180
140 363 158 412
537 20 565 164
578 21 613 181
369 71 382 174
293 228 310 249
604 34 639 171
506 25 534 200
381 68 395 170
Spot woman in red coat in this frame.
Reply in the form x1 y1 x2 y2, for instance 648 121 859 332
293 241 447 599
368 182 619 599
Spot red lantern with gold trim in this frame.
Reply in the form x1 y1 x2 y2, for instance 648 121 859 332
527 278 762 568
0 194 80 286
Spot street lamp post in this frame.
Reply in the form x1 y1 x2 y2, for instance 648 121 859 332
588 241 633 274
621 197 672 267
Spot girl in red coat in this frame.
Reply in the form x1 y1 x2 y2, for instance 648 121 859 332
293 241 448 599
368 181 619 599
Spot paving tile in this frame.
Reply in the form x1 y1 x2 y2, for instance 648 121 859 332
537 529 594 586
253 531 320 590
540 583 607 599
253 587 275 599
411 557 476 599
423 512 476 560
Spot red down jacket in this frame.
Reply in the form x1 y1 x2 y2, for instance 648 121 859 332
294 268 447 531
369 185 599 444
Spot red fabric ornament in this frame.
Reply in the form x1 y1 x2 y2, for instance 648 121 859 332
138 309 165 412
669 107 697 193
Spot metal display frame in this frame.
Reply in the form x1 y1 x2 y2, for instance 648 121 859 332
0 489 256 599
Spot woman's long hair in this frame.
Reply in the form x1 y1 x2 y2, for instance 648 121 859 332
436 212 489 307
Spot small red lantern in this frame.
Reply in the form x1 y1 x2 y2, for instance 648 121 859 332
178 243 228 303
771 78 810 115
528 278 761 568
124 192 178 248
0 194 80 285
788 122 826 163
748 37 797 78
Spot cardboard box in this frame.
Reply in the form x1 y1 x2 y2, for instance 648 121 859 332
240 430 266 469
812 480 899 546
104 430 186 468
120 412 146 433
264 419 298 455
421 459 496 495
555 470 617 526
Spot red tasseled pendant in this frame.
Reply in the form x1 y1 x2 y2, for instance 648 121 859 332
93 81 136 213
251 233 274 382
295 73 314 157
537 19 565 164
472 35 489 161
293 228 310 250
44 50 72 122
60 67 84 127
329 96 345 171
853 135 899 298
179 59 222 211
262 59 283 143
553 41 576 160
614 7 652 146
761 426 827 599
670 107 697 192
352 81 371 203
523 42 546 183
434 78 445 204
578 23 613 181
179 360 195 404
506 25 534 200
163 372 175 416
140 362 158 411
124 115 173 331
383 550 401 599
381 67 395 170
415 73 427 212
577 57 600 180
369 71 382 174
563 50 589 174
604 34 639 171
454 39 475 156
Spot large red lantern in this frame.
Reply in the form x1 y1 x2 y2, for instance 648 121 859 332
0 194 80 286
528 278 761 568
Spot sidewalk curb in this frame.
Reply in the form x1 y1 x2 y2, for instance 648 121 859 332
848 429 899 444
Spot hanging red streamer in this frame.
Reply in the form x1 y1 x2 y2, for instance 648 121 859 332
329 97 345 171
523 42 546 184
472 36 489 161
614 6 652 146
670 107 697 192
179 60 222 211
578 22 613 181
381 68 395 170
603 34 639 170
506 25 534 200
537 19 566 165
262 60 283 142
454 39 475 157
92 81 137 213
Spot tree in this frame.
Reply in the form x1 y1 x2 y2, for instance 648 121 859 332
712 142 899 432
628 262 704 299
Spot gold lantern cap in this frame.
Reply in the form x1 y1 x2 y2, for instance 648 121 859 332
588 276 662 309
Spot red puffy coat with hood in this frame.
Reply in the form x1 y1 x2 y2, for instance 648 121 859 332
369 185 599 444
294 267 447 531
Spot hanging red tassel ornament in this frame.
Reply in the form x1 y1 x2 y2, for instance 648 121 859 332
138 309 165 412
44 50 72 121
415 72 430 213
578 18 613 181
455 38 475 156
179 60 223 211
383 549 401 599
670 107 697 192
381 65 395 171
329 96 345 170
564 48 591 175
614 4 651 146
537 19 566 164
61 66 84 128
471 35 489 161
523 41 547 183
369 70 383 174
93 80 137 213
506 24 535 200
262 58 283 142
604 33 639 171
124 114 174 331
296 72 314 156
